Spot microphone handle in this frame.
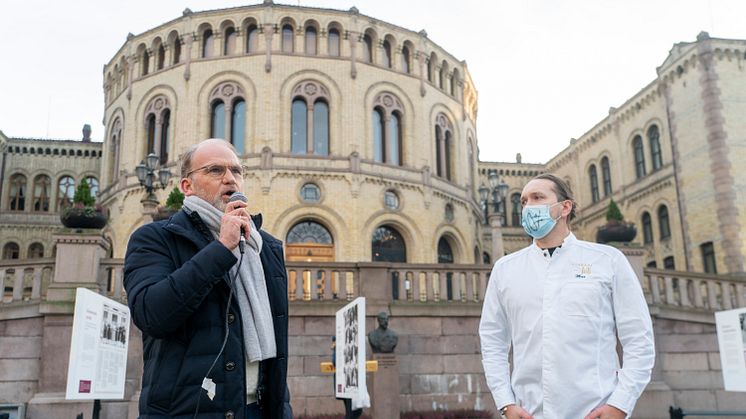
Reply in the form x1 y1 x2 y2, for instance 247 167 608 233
239 227 246 253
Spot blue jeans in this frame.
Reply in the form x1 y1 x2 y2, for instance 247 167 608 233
245 403 261 419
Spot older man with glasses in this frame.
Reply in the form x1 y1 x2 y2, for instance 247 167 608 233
124 139 293 419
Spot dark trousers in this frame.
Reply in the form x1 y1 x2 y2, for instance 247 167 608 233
245 403 261 419
343 399 362 419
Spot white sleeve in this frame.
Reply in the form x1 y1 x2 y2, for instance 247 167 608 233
478 264 515 409
606 251 655 415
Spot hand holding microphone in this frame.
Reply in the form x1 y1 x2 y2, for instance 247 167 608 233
218 192 250 253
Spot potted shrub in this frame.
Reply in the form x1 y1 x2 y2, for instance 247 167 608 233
60 180 108 229
153 187 184 221
596 199 636 244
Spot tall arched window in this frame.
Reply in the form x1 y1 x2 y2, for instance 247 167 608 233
224 26 236 56
435 114 454 180
371 226 406 262
642 212 653 244
202 29 214 58
428 53 437 83
305 26 317 55
648 125 663 171
231 99 246 154
85 177 99 199
362 33 373 63
467 138 475 189
450 70 458 97
327 28 340 56
589 165 599 203
382 39 392 68
439 60 448 90
33 175 51 212
601 156 612 197
282 24 294 53
372 92 405 166
401 44 411 73
8 174 26 211
172 37 181 64
246 24 259 53
141 47 149 76
633 135 646 179
658 205 671 240
108 118 122 184
144 95 172 162
290 80 330 155
437 237 454 264
2 243 20 260
156 44 165 70
511 193 521 226
57 176 75 211
28 243 44 259
211 101 226 139
209 82 246 148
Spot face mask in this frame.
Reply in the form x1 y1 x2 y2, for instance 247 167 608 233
521 202 563 239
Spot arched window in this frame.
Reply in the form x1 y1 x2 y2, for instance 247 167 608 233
511 193 521 226
156 44 165 70
371 226 406 262
57 176 75 211
33 175 51 212
439 60 448 90
141 48 149 76
202 29 214 58
372 92 405 166
231 99 246 154
589 165 599 203
428 53 437 83
2 243 20 260
224 27 236 56
85 177 99 199
401 45 411 73
362 33 373 63
327 28 340 57
382 39 392 68
144 95 171 162
211 101 226 139
290 81 330 155
209 82 246 147
658 205 671 240
28 243 44 259
648 125 663 171
287 220 333 244
467 138 475 189
172 37 181 64
601 157 612 197
108 118 122 184
450 70 458 97
435 114 454 180
282 24 294 53
437 237 454 264
8 174 26 211
633 135 646 179
305 26 317 55
642 212 653 244
482 252 490 264
246 25 259 53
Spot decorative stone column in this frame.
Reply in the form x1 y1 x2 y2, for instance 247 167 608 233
488 213 504 261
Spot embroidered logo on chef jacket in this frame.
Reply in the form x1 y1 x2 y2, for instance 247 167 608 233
573 263 592 279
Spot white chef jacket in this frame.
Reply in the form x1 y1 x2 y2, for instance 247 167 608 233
479 233 654 418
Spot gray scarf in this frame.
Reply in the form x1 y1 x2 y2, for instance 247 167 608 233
183 195 277 362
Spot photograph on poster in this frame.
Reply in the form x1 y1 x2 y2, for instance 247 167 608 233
101 303 128 347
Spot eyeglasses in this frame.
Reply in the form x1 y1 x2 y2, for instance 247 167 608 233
186 164 244 178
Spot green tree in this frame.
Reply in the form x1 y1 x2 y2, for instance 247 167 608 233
73 180 95 207
164 187 185 211
606 199 624 222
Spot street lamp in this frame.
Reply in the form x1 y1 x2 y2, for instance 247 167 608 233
479 169 509 262
135 153 172 211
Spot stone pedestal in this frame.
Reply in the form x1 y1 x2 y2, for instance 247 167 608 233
369 354 400 419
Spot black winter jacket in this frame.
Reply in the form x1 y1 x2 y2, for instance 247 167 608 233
124 210 292 419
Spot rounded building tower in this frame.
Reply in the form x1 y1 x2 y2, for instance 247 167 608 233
99 2 481 264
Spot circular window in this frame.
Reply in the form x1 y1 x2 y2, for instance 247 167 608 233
445 203 454 222
384 190 399 210
300 183 321 203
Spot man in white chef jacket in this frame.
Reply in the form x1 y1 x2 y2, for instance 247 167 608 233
479 174 655 419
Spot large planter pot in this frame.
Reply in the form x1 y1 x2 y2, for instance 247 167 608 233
60 207 108 229
596 221 637 244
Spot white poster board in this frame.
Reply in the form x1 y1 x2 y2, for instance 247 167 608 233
715 307 746 391
335 297 366 400
65 287 130 400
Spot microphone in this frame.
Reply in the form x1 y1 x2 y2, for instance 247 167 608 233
228 192 248 253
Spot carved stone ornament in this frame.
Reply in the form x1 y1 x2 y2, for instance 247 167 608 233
292 80 330 102
144 95 171 120
209 82 245 105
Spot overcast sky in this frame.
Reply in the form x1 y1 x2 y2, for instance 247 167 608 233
2 0 745 163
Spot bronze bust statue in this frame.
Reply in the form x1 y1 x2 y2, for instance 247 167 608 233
367 312 398 353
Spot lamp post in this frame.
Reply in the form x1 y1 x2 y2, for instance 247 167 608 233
479 169 509 262
135 153 172 217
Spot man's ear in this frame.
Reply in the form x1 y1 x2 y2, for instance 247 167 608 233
180 177 194 196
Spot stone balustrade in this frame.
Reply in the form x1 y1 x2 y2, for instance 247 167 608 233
0 258 54 304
